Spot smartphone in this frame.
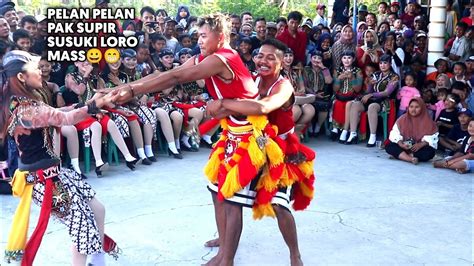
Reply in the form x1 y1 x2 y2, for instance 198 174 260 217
146 21 159 28
371 73 377 81
367 42 373 49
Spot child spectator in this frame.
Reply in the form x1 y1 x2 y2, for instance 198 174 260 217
175 33 193 59
150 33 167 70
175 5 190 28
12 28 31 51
437 94 461 136
397 72 420 117
362 62 378 92
238 37 256 72
377 2 388 26
428 87 448 120
19 15 37 37
393 19 407 34
136 43 153 77
439 108 472 155
434 119 474 174
451 62 468 84
452 81 469 108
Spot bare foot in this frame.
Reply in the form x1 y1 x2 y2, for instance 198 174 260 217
203 253 222 266
411 157 419 165
290 255 304 266
432 160 446 168
456 168 467 174
204 238 220 248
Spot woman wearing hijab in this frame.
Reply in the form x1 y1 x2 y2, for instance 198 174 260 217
316 32 333 70
381 31 404 76
332 24 356 70
356 29 382 73
356 22 368 46
385 97 438 164
175 5 190 29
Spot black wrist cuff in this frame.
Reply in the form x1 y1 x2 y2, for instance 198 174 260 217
74 102 85 109
86 101 99 114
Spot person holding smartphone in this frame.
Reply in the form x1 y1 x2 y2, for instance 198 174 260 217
139 6 161 46
356 29 382 74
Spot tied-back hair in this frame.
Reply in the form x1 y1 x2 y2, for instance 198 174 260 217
197 13 231 43
0 69 41 140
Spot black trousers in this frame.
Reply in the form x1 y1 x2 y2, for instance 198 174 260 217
385 141 436 162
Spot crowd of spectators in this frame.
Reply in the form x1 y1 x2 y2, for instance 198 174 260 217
0 0 473 188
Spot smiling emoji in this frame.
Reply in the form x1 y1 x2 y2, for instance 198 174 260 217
104 48 120 64
86 48 102 64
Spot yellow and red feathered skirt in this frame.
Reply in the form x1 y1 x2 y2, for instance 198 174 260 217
205 116 316 219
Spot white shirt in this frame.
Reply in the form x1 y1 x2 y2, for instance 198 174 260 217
450 36 469 61
313 14 328 27
389 124 439 149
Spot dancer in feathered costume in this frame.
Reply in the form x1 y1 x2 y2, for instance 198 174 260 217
206 38 316 266
105 13 286 266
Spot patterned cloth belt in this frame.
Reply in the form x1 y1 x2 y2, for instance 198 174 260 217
26 165 60 184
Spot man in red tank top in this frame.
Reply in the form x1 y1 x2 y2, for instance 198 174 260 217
209 38 316 266
105 13 277 265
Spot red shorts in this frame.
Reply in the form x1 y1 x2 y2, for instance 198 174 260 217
75 115 110 136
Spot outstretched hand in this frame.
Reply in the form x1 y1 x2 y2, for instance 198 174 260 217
100 85 134 106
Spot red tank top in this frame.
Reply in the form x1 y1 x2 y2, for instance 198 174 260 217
255 75 295 136
199 48 258 100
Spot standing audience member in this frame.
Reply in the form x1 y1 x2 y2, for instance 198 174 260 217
396 72 420 117
449 22 470 62
313 4 328 27
277 11 307 65
19 15 36 37
251 17 266 51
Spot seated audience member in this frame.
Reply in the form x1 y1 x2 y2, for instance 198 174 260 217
437 94 461 136
434 119 474 174
304 50 333 135
282 48 315 135
438 108 472 154
332 50 363 142
385 98 438 164
345 54 399 146
425 58 453 82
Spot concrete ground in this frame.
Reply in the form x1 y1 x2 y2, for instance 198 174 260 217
1 138 472 266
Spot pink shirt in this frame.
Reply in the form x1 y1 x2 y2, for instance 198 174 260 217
397 86 420 110
433 100 446 120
